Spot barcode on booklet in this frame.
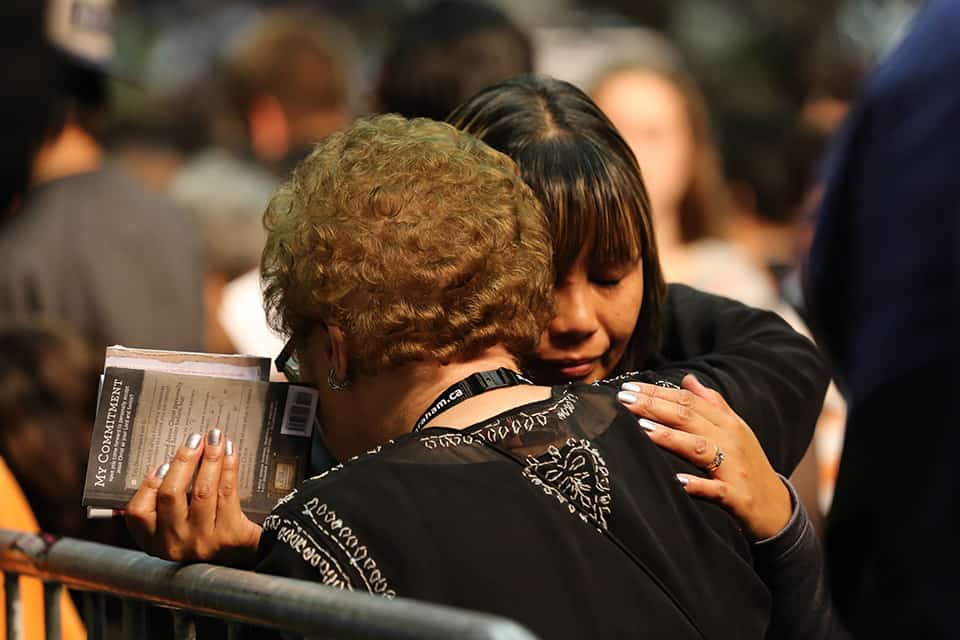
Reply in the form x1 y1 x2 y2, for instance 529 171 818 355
280 387 318 437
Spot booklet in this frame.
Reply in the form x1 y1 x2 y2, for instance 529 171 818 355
82 347 318 523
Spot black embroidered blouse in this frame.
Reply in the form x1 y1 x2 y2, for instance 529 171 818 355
256 379 833 639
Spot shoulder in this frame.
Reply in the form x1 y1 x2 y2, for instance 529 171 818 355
662 282 740 316
100 163 193 220
258 443 412 597
0 184 79 271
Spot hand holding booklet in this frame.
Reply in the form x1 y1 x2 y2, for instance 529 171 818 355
82 346 318 523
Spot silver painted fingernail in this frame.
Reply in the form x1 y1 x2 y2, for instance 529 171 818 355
208 429 222 446
617 390 638 405
155 463 171 479
638 418 659 432
676 474 689 487
225 439 234 457
186 433 202 449
621 382 642 393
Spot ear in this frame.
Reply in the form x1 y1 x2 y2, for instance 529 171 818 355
326 325 351 383
247 94 290 162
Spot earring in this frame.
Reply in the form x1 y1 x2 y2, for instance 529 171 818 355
327 367 350 391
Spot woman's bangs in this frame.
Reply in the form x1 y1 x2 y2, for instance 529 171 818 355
517 135 645 278
587 167 643 270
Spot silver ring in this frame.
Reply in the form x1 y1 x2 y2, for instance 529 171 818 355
704 445 725 473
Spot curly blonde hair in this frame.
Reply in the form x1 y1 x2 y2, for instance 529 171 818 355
261 114 554 375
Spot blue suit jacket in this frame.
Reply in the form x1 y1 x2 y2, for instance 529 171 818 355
808 1 960 635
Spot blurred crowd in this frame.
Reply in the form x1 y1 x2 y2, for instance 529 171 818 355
4 0 957 638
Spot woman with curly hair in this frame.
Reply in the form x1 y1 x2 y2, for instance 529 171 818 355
126 114 833 638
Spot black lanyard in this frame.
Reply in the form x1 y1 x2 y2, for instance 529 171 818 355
412 368 533 431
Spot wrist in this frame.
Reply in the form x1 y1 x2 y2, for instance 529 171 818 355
222 523 263 569
752 475 799 543
751 476 793 540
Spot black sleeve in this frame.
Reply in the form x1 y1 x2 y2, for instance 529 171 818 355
644 284 830 474
249 509 362 640
254 509 360 590
753 478 847 640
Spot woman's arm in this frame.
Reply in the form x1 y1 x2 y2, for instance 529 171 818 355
643 284 830 475
754 478 843 640
616 376 841 638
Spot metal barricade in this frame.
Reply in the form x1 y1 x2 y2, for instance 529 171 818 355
0 529 538 640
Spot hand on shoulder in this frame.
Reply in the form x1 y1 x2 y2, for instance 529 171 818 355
616 374 792 540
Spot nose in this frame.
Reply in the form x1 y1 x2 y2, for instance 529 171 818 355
549 282 598 346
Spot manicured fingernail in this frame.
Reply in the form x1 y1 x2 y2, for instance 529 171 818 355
617 390 638 405
225 439 234 457
208 429 222 446
638 418 659 432
676 474 689 487
185 433 202 449
621 382 642 393
155 463 170 479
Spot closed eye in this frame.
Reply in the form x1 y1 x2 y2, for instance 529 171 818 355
590 277 622 287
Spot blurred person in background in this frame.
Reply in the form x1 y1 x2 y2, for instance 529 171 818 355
0 321 139 640
723 117 832 287
0 322 131 548
106 95 209 193
375 0 533 120
197 8 351 179
170 8 353 358
808 1 960 636
591 56 779 310
0 0 204 353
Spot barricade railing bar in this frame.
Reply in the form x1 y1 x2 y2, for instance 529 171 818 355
0 529 539 640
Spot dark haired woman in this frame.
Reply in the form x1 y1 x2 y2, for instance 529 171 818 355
449 76 835 638
448 74 824 465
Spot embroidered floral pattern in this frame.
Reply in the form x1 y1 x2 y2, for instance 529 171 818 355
420 393 579 450
262 514 352 589
273 488 299 509
523 438 612 531
264 497 396 598
597 371 681 389
298 497 396 597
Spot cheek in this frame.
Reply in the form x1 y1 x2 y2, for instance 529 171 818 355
604 302 640 348
602 280 644 350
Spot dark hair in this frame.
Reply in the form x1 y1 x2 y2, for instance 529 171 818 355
0 4 60 214
449 75 666 366
225 12 348 119
376 1 533 122
0 3 107 215
208 10 350 158
0 322 101 538
722 115 831 224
